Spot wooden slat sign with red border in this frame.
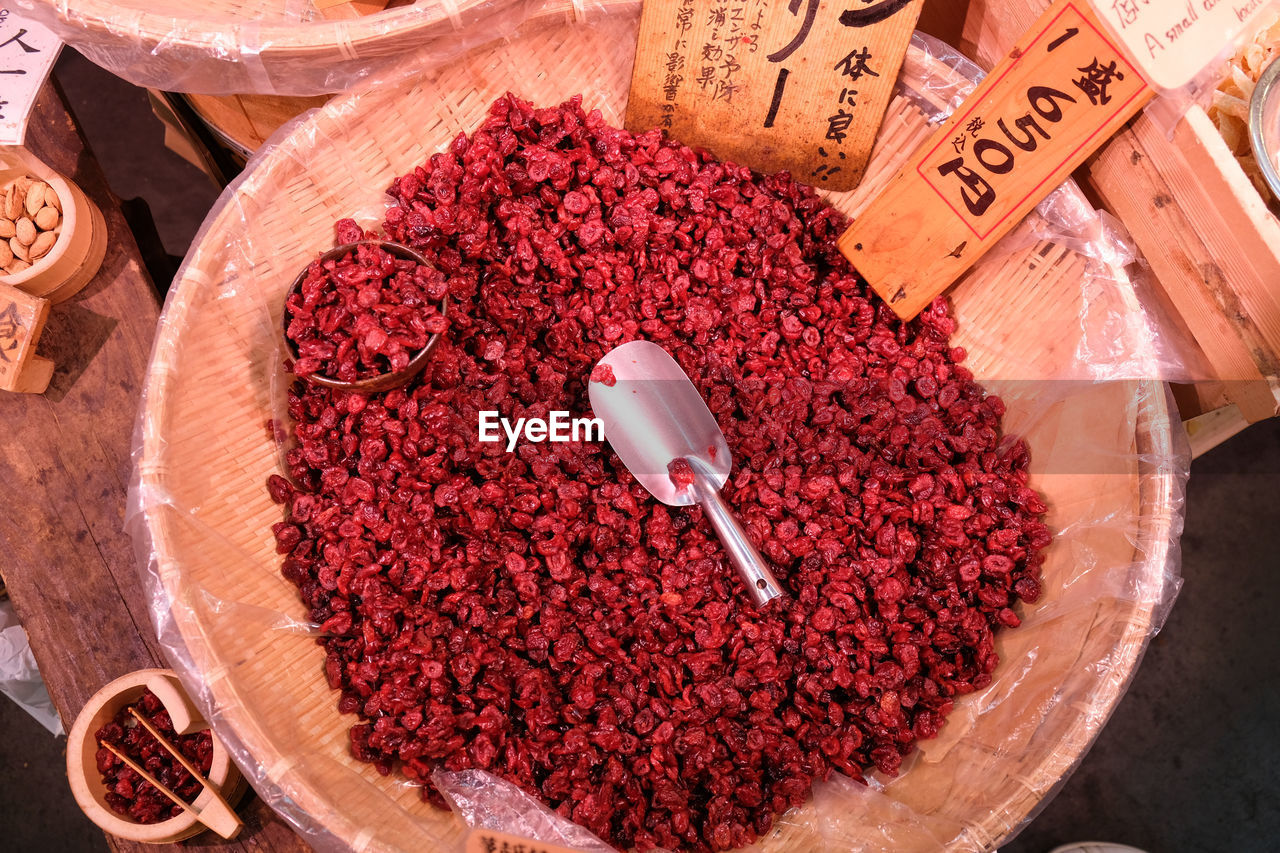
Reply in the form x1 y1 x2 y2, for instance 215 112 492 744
839 0 1153 320
626 0 924 191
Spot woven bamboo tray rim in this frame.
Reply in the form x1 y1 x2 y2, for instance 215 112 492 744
52 0 596 61
139 15 1179 851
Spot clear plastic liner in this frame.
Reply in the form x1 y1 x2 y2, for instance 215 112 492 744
0 598 65 736
127 13 1191 853
17 0 599 96
434 770 618 853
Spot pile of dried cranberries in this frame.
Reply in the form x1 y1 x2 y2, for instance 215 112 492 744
94 689 213 823
285 235 448 382
269 94 1049 852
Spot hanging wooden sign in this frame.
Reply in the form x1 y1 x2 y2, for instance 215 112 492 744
626 0 924 191
839 0 1153 320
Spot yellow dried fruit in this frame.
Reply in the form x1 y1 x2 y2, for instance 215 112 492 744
1208 15 1280 203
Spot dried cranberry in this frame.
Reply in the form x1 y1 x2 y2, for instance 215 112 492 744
284 236 448 382
94 689 214 824
269 94 1049 853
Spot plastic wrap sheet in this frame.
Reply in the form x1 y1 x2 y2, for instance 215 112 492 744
0 599 64 735
16 0 606 95
127 13 1189 853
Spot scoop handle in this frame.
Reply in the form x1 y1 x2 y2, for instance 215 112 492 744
691 469 786 608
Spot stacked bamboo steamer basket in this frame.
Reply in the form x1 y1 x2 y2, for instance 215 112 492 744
19 0 590 95
134 5 1182 851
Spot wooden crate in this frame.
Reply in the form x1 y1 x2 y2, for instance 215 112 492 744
962 0 1280 425
959 0 1042 70
1089 111 1280 423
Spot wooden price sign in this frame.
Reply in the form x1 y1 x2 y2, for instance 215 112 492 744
839 0 1153 320
626 0 924 191
0 281 52 393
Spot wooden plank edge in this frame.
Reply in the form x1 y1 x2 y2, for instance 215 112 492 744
1132 108 1280 358
1088 126 1278 423
1185 403 1254 459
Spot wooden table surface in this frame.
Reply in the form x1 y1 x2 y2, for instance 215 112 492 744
0 81 311 853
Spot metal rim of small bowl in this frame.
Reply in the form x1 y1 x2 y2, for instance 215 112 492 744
1248 56 1280 203
282 239 449 393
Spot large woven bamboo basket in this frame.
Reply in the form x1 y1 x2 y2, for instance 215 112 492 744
19 0 587 95
135 8 1183 851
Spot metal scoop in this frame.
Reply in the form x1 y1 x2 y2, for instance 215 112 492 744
588 340 785 607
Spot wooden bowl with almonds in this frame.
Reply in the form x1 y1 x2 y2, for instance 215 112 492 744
0 148 107 303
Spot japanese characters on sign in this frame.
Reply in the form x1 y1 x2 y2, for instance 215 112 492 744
0 298 24 366
628 0 924 192
1087 0 1280 91
0 283 47 390
463 828 581 853
838 0 1153 320
919 3 1146 239
0 9 60 146
472 835 557 853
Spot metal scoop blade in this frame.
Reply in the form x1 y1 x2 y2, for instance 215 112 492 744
588 340 785 607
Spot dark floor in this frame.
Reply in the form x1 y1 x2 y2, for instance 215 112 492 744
2 48 1278 853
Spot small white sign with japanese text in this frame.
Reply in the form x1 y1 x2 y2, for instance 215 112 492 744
0 8 60 146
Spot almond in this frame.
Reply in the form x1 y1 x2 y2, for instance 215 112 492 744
43 184 61 212
0 219 14 239
5 181 26 220
10 236 28 261
30 229 56 259
34 206 58 231
25 182 46 217
15 217 35 246
7 259 30 274
0 241 12 269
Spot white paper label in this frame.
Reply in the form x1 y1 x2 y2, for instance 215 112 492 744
0 9 60 146
1088 0 1280 91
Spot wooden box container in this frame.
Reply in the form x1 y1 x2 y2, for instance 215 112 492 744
1088 109 1280 423
961 0 1280 424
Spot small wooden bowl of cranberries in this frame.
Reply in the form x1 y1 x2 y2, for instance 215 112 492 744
282 238 450 393
66 669 247 843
